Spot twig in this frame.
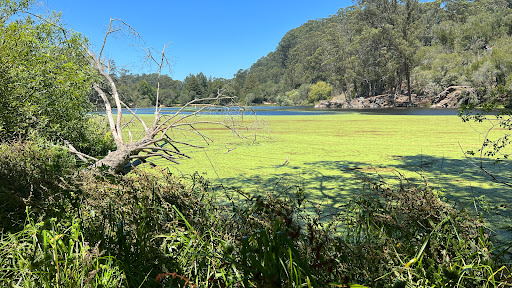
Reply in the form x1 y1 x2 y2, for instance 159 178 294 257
458 142 512 188
59 141 99 163
120 100 148 131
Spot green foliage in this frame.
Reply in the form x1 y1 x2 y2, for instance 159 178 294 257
0 141 77 231
458 104 512 187
340 178 502 287
1 159 511 287
282 84 311 105
413 47 467 91
0 212 124 287
137 79 156 105
0 4 114 155
2 0 512 286
7 0 512 109
491 37 512 93
227 0 512 106
236 227 315 287
308 81 332 103
13 0 509 109
0 0 32 22
113 71 182 107
0 15 94 141
112 72 229 107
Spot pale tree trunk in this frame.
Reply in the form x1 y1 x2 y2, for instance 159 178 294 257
93 144 140 174
68 19 237 174
406 60 412 104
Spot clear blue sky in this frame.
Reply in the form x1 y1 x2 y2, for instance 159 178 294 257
37 0 351 81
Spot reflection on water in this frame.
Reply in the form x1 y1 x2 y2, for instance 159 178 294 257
103 106 459 116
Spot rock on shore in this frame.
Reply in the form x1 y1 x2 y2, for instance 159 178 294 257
430 86 475 108
315 94 428 109
315 86 477 109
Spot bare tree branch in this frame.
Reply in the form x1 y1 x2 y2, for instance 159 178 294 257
141 146 191 158
458 142 512 188
92 84 120 143
99 18 142 61
156 95 233 132
86 48 123 142
142 42 172 128
130 153 181 164
63 141 99 163
120 100 148 131
73 19 259 174
161 137 206 149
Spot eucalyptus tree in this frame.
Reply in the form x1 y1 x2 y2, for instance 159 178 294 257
397 0 422 103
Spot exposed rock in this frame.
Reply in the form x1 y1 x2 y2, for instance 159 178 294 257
315 99 345 108
315 87 479 109
315 94 430 109
430 86 476 108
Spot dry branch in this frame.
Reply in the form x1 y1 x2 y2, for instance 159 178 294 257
59 19 260 174
458 142 512 188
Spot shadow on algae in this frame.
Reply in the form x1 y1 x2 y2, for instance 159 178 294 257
217 154 512 241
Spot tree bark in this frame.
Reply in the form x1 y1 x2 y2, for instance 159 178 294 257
93 142 143 174
406 60 412 104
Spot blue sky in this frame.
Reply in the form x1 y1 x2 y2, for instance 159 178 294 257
38 0 351 81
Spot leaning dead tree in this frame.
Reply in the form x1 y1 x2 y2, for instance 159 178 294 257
73 19 242 174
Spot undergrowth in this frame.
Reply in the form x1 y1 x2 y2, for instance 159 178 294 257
0 141 511 287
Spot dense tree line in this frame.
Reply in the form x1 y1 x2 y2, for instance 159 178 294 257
114 0 512 107
107 71 229 107
231 0 512 105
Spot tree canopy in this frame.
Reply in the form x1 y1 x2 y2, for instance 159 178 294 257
219 0 512 106
0 2 112 156
107 0 512 107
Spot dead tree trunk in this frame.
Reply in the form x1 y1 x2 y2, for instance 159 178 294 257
71 19 235 174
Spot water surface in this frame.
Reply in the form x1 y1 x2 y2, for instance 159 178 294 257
107 106 459 116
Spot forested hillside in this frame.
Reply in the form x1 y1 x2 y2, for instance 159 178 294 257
114 0 512 107
240 0 512 105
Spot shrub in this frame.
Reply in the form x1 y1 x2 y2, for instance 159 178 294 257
335 177 509 287
78 169 234 287
1 161 510 287
0 140 77 231
77 169 331 287
308 81 332 103
0 14 100 147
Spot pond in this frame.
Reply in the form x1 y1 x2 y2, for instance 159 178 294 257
98 105 512 241
106 106 460 116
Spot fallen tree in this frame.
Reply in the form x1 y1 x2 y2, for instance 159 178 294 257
73 19 244 174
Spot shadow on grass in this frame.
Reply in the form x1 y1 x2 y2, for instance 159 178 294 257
217 154 512 238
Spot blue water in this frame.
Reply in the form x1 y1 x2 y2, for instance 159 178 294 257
101 106 459 116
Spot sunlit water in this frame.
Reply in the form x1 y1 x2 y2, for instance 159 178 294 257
103 105 460 116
